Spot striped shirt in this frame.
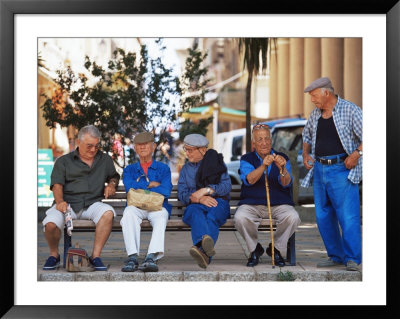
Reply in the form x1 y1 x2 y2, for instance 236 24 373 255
301 96 363 187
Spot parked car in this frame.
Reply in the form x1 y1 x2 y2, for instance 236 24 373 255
224 117 314 204
270 119 314 204
217 128 246 163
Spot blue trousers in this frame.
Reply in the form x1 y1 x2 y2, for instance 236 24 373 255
182 198 230 246
313 155 362 265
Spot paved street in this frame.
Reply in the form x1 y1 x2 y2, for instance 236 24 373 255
37 211 362 281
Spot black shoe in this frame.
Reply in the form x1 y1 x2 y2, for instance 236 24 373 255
246 243 264 267
266 243 286 267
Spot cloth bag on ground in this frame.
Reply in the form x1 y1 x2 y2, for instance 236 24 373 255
127 188 164 211
66 243 94 272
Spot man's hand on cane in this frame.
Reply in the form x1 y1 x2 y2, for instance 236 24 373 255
263 154 275 167
273 154 286 169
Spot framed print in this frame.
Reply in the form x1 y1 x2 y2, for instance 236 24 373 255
1 0 399 317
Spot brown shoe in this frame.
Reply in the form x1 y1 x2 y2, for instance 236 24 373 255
189 246 209 269
201 235 215 257
346 260 360 272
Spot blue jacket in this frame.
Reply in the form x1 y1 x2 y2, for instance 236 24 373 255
238 150 294 207
122 161 172 216
178 160 232 206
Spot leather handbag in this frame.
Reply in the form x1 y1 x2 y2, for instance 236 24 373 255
127 188 164 211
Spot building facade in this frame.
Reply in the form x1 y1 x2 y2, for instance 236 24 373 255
269 38 362 119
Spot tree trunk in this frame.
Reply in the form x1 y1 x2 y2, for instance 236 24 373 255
245 72 253 153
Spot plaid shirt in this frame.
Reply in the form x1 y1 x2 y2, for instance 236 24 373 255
301 96 363 187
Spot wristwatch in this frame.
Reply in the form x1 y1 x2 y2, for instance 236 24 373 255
206 187 211 195
109 180 117 187
355 148 363 156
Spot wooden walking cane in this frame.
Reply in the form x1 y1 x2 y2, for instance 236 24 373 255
264 167 275 268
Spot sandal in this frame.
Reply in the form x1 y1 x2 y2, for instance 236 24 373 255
121 256 138 272
138 257 158 272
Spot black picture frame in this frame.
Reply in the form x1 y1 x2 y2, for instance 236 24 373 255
1 0 399 317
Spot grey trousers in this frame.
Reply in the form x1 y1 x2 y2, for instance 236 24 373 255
234 204 301 255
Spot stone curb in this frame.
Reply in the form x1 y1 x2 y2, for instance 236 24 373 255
39 270 361 282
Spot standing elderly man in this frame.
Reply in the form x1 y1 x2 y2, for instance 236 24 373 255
302 77 362 271
234 124 301 267
42 125 120 271
178 134 232 269
120 132 172 273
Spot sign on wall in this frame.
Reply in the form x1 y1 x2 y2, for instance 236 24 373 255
38 149 54 207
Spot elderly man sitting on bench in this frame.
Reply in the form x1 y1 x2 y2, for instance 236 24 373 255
178 134 232 269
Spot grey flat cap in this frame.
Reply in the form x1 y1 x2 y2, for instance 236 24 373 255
183 134 209 147
304 77 334 93
133 132 154 144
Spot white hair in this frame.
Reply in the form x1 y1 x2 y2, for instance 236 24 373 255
251 125 271 142
321 87 334 94
78 125 101 141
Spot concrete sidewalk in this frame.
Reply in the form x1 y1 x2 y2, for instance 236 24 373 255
37 207 362 281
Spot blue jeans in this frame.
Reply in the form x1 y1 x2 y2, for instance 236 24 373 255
182 198 230 246
313 154 361 265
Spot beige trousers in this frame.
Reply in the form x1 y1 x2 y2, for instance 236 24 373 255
234 204 301 255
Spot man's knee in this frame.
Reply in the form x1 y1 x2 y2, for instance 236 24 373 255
160 209 169 222
234 213 244 225
99 210 114 224
44 222 61 234
234 207 249 225
287 210 301 227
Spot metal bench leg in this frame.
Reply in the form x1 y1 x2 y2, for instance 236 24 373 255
286 232 296 266
63 227 71 268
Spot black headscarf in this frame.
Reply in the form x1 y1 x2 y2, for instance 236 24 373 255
195 149 227 189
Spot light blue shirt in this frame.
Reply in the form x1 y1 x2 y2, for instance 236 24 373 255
301 96 363 187
178 160 231 206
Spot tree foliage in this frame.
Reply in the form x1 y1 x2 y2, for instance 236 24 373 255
40 39 180 167
178 117 213 141
179 41 210 113
178 41 213 141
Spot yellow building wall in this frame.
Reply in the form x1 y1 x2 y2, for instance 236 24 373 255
269 37 362 119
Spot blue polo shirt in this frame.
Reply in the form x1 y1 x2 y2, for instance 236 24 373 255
238 150 294 207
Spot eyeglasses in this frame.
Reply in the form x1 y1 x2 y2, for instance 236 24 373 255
252 124 270 132
254 137 272 144
85 143 101 150
183 146 199 153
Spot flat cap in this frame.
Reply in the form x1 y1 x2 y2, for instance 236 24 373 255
133 132 154 144
304 77 334 93
183 134 209 147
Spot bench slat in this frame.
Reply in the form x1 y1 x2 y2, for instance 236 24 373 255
71 218 277 230
117 184 242 192
109 192 241 200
